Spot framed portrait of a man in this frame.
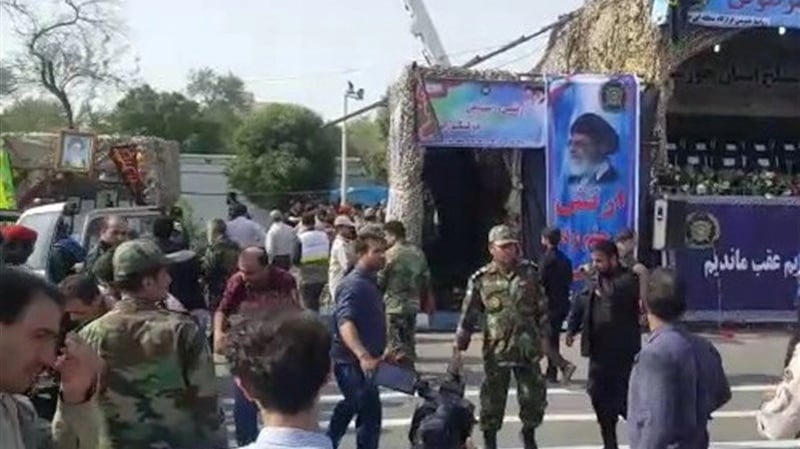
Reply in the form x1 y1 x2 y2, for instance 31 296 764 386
57 130 96 172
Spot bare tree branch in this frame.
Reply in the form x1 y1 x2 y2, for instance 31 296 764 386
2 0 131 127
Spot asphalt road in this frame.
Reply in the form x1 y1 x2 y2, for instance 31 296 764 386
215 330 798 449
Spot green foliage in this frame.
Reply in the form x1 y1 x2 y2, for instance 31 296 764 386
347 114 388 183
227 103 337 209
109 84 223 153
0 97 67 132
109 69 254 153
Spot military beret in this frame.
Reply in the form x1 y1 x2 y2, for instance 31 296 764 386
1 225 38 243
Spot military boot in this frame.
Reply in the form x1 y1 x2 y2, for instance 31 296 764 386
483 431 498 449
522 428 538 449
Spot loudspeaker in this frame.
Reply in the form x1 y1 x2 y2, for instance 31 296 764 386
652 197 687 250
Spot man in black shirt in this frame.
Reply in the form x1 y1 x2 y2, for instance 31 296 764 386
566 240 641 449
539 227 576 383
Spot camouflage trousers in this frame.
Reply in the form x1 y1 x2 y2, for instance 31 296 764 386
480 358 547 433
385 312 417 368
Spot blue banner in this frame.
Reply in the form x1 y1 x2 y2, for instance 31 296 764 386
546 74 640 273
416 79 547 148
652 0 800 30
675 199 800 316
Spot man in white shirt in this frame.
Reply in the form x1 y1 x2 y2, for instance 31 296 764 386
328 215 356 299
265 210 298 271
225 309 333 449
227 204 266 249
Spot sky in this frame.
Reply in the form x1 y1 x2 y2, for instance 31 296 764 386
1 0 584 120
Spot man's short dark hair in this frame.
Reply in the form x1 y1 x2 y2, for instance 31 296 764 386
591 239 619 258
383 221 406 240
0 266 64 325
354 233 386 257
542 226 561 247
59 274 100 305
225 310 331 414
153 216 175 239
615 228 635 243
570 113 619 154
646 268 687 321
301 212 315 227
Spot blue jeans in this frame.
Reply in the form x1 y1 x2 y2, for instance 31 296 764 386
234 383 259 445
327 363 382 449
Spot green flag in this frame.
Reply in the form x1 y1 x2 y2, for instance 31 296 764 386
0 144 17 210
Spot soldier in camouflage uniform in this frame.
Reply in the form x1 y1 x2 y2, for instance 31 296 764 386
202 218 241 312
378 221 431 368
455 225 550 449
76 239 225 449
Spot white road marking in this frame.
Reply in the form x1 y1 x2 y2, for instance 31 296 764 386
312 384 772 403
218 384 772 406
316 410 761 429
524 443 800 449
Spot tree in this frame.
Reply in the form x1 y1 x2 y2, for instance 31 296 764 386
109 84 223 153
0 65 18 97
0 97 67 132
1 0 131 128
228 103 337 208
187 68 254 152
187 68 254 114
347 116 388 183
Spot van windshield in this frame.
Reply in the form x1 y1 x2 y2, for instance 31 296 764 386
17 210 62 272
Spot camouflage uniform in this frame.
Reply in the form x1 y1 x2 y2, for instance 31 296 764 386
202 236 241 311
378 242 430 366
77 240 225 449
456 226 550 439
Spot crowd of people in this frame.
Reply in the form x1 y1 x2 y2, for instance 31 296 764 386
0 199 798 449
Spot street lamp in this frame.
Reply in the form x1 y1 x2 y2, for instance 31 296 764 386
340 81 365 206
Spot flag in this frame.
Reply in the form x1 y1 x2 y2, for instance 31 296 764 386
0 144 17 210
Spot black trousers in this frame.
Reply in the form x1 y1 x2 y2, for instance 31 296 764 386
300 282 325 312
587 359 633 449
546 309 568 378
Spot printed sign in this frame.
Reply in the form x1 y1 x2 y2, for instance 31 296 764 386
546 74 640 273
416 79 547 148
675 200 800 313
652 0 800 30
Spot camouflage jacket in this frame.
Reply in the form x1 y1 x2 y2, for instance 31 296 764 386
78 296 225 449
378 242 430 315
202 237 241 301
457 260 550 366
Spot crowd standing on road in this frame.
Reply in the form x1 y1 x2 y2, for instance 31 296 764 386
1 199 799 449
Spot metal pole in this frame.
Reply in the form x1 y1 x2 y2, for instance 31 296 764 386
322 11 578 128
340 93 349 206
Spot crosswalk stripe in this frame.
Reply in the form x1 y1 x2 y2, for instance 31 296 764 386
315 384 771 403
219 384 771 406
525 443 800 449
310 410 760 429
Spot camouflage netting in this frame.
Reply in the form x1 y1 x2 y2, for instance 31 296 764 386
2 133 180 208
386 65 523 246
535 0 742 168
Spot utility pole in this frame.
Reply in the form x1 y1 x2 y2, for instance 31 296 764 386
340 82 364 206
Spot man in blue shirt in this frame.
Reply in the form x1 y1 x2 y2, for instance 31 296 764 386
627 268 731 449
327 232 388 449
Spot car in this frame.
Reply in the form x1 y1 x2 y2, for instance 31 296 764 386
16 202 163 280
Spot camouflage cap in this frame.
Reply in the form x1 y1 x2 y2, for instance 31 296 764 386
113 239 170 281
488 225 518 245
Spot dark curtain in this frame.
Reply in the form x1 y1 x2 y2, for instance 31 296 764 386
521 149 548 262
422 149 484 310
421 148 511 311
